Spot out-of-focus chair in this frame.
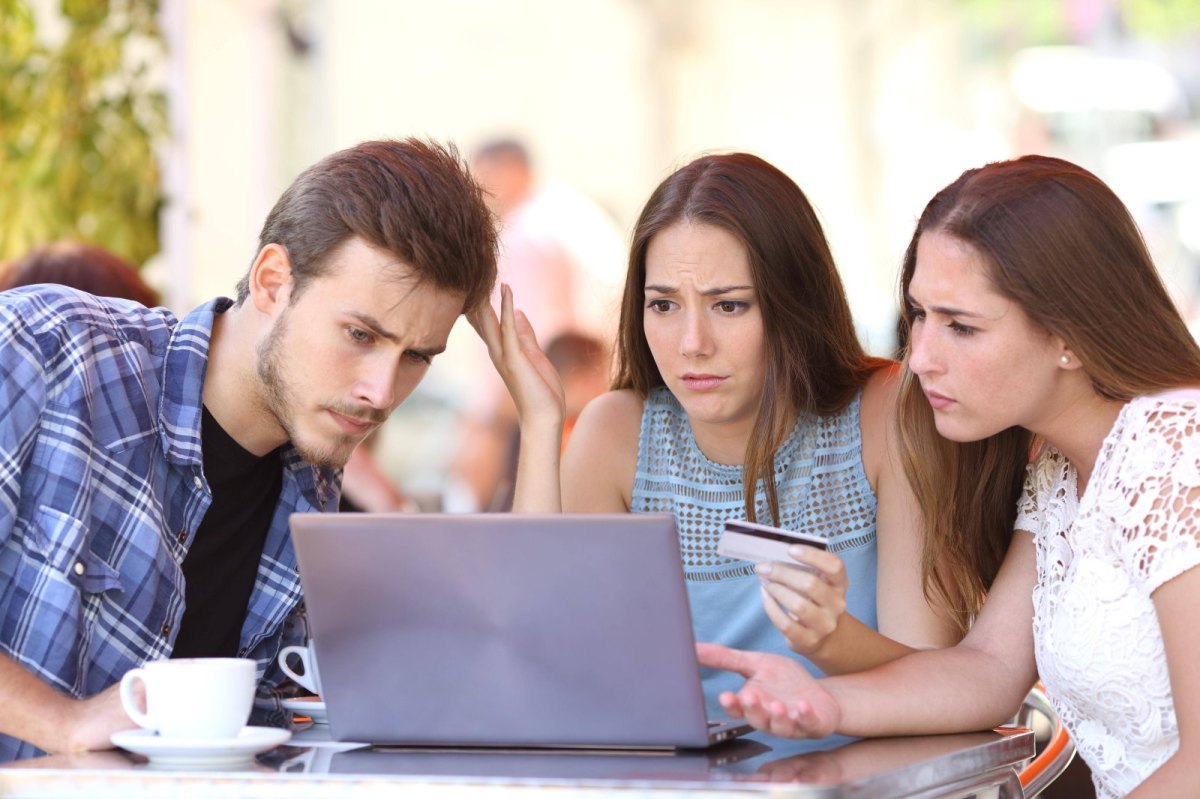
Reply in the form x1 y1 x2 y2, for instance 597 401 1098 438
1015 684 1076 797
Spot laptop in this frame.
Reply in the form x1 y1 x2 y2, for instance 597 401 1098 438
323 738 772 777
288 512 751 749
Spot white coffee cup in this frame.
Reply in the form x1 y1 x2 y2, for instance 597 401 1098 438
277 640 322 695
119 657 256 740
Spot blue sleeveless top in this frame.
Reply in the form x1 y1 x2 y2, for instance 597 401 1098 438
632 386 879 717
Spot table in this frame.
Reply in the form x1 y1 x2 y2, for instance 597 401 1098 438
0 726 1033 799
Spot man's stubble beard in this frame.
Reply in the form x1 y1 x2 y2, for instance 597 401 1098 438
256 309 355 470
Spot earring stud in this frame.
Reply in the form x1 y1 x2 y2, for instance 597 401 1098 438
1060 354 1070 365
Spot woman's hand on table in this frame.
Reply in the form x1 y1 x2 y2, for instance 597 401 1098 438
696 642 840 738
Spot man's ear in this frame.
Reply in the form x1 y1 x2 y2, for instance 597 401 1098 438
247 244 293 314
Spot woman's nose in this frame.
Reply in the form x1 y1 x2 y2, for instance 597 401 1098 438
906 322 937 376
679 311 713 358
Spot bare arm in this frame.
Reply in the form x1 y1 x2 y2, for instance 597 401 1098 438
560 390 641 513
0 654 135 754
700 532 1039 738
469 284 564 513
1127 565 1200 796
762 366 960 673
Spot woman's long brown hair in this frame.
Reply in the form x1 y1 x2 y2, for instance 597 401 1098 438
614 153 887 523
897 155 1200 634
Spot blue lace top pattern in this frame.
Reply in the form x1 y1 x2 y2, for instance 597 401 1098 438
632 386 879 716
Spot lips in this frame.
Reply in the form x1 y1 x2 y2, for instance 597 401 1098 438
327 410 375 436
680 373 726 391
924 389 955 411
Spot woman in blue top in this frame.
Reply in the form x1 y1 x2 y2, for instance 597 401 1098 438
477 153 959 713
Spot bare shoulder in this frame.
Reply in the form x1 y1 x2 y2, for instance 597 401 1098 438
860 362 903 423
576 389 645 431
859 362 903 483
562 389 644 512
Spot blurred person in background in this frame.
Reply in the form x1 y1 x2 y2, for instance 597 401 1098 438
465 330 610 512
338 430 419 513
445 138 623 512
476 152 962 716
700 155 1200 799
0 241 160 306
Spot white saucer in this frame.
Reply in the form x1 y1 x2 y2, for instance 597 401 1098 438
111 726 292 767
281 696 328 724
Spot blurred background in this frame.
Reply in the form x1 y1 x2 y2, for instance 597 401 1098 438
3 0 1200 513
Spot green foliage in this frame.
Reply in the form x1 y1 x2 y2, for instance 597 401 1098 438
0 0 166 266
1123 0 1200 38
959 0 1200 49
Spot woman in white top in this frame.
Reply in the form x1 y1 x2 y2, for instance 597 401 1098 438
697 154 1200 799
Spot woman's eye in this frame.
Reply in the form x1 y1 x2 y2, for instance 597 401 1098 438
715 300 746 314
908 308 926 324
948 321 977 336
646 299 672 313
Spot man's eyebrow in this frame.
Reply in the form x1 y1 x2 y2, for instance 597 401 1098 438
347 312 446 356
644 284 754 295
408 343 447 358
348 311 399 342
904 294 985 318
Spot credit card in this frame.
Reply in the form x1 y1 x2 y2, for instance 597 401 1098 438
716 519 828 564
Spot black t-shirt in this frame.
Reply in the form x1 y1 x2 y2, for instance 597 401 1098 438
171 406 282 659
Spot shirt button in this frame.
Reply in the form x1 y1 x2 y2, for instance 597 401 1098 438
161 623 171 637
73 562 85 576
177 530 187 544
193 476 203 490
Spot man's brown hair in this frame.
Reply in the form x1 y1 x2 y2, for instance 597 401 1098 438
236 138 497 310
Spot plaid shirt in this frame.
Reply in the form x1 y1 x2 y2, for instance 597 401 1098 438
0 286 340 761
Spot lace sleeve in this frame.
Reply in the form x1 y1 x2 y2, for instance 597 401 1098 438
1104 398 1200 595
1014 462 1042 535
1014 447 1072 536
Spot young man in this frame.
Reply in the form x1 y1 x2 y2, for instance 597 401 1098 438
0 138 498 760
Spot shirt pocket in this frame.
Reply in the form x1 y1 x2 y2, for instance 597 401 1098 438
27 505 124 595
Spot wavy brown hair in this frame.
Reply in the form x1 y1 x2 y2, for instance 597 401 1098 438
615 153 888 523
898 154 1200 634
0 241 160 306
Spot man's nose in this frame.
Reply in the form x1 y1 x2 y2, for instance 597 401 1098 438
353 359 400 410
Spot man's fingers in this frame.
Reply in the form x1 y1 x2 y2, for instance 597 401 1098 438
467 299 502 354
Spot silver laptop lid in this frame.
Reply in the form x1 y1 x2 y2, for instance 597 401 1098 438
289 513 718 748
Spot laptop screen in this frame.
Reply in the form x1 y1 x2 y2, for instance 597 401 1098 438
289 513 733 749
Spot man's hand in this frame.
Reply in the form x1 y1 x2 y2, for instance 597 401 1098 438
0 654 139 755
51 682 138 754
696 642 841 738
470 283 566 513
468 283 564 430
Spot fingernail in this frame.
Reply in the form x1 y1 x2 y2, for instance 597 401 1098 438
788 545 807 559
754 562 772 576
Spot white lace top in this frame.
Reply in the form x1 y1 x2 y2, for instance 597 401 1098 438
1017 390 1200 799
